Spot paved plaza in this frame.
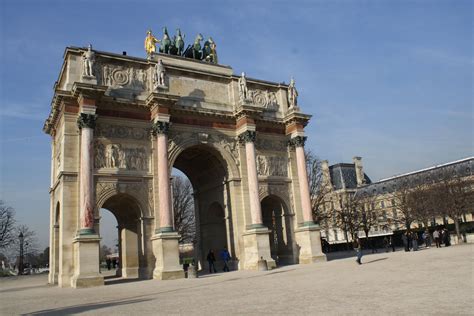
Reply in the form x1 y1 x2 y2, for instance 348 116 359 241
1 244 472 315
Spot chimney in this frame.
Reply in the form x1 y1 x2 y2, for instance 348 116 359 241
321 160 332 189
353 156 365 186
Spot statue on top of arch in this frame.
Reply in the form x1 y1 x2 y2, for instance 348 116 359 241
145 27 219 64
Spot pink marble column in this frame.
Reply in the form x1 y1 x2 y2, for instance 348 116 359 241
239 131 263 227
77 113 97 234
153 121 173 232
292 136 314 225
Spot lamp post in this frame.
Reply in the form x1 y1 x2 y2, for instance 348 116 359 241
25 242 29 270
18 232 24 275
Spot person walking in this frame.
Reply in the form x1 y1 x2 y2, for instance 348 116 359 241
412 231 419 251
354 237 363 265
402 232 408 252
443 228 451 246
383 236 390 253
389 236 396 252
423 230 431 248
433 229 440 248
220 247 231 272
207 249 217 273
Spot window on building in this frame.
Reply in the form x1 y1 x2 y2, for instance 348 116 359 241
371 202 375 210
391 199 395 206
381 201 385 208
392 208 397 219
382 210 387 221
333 229 338 241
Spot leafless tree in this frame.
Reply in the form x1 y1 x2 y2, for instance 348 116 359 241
333 192 362 247
355 192 379 240
306 150 333 227
172 176 196 244
406 183 437 229
389 180 417 230
0 201 16 249
434 170 474 241
15 225 38 256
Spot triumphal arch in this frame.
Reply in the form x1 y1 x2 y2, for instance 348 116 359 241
44 35 325 288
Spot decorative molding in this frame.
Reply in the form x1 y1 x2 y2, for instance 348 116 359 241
238 130 256 143
248 89 279 112
255 137 288 152
95 123 149 141
101 63 148 91
77 113 97 129
288 136 307 148
151 121 170 136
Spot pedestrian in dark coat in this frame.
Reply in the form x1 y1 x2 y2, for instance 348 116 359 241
207 249 217 273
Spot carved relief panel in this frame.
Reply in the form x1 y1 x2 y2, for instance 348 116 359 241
257 155 288 177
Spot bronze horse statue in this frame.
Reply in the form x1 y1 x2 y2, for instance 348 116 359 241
159 27 171 54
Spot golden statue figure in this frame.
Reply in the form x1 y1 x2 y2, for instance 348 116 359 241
144 30 160 57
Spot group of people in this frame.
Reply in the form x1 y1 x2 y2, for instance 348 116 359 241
354 227 452 265
206 247 231 273
105 257 119 270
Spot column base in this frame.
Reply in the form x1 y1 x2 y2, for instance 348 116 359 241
151 232 185 280
295 225 327 264
71 234 104 288
242 228 276 270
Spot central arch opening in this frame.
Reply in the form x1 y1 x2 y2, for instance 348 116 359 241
172 144 233 273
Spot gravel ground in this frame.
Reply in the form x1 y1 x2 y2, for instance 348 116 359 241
1 244 472 315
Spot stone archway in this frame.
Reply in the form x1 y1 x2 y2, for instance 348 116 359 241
261 195 295 265
100 193 143 279
172 144 233 270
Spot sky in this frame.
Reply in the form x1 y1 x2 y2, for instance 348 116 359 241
0 0 472 250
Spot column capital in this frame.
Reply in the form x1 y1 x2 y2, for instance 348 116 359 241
289 135 307 148
77 113 97 130
238 130 256 143
151 121 170 136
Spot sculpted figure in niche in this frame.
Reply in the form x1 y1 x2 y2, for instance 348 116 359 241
238 72 249 102
154 59 166 88
288 77 298 109
82 44 95 78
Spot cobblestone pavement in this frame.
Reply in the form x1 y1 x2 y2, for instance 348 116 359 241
1 244 472 315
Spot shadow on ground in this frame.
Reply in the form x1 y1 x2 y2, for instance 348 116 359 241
24 298 154 315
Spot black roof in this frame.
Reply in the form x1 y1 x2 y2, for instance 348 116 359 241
357 157 473 196
329 163 372 190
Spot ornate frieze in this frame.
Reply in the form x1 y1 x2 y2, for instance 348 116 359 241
247 89 279 112
95 123 149 141
257 155 288 177
94 141 149 171
288 136 307 148
102 63 148 91
238 130 256 143
77 113 97 129
255 137 288 152
151 121 170 136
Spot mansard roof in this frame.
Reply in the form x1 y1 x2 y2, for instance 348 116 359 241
357 157 473 195
329 163 372 190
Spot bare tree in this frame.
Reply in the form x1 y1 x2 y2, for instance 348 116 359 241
389 180 416 230
0 201 16 249
172 176 196 244
355 192 379 240
306 151 333 227
15 225 38 256
434 170 474 241
406 183 437 229
333 192 361 248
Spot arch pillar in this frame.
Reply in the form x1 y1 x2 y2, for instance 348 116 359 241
289 135 326 263
71 93 104 288
238 124 275 270
149 106 184 280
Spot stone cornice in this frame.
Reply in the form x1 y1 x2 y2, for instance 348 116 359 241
71 82 108 100
43 90 73 135
283 110 312 127
145 92 180 109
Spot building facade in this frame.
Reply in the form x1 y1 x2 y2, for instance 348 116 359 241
320 157 474 244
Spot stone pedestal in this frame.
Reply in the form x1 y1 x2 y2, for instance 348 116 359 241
71 234 104 288
295 225 327 264
151 232 184 280
242 228 276 270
